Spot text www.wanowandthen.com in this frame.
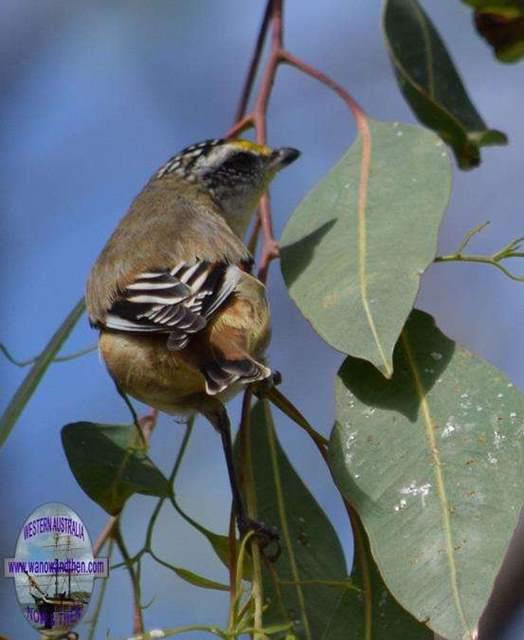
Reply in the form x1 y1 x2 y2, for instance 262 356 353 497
5 557 108 577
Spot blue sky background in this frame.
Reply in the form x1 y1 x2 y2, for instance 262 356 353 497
1 1 523 638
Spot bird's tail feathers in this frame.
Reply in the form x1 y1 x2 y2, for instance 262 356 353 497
202 357 272 395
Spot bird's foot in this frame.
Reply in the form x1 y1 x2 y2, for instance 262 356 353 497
270 370 282 387
254 369 282 396
238 516 281 562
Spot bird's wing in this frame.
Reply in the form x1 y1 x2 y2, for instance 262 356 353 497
103 260 242 350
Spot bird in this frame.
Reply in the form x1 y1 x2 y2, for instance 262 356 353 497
86 138 300 541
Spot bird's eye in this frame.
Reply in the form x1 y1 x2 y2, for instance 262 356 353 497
224 151 258 172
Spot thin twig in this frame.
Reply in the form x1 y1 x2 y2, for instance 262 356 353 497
457 220 491 254
114 521 145 635
0 343 97 368
280 50 367 129
113 383 147 448
139 408 159 442
435 222 524 282
252 1 283 283
253 0 283 144
233 0 274 123
93 516 118 557
227 114 255 139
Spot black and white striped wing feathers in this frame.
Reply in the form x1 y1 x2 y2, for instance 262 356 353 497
105 261 241 350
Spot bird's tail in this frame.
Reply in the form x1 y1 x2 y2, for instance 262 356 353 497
202 357 272 395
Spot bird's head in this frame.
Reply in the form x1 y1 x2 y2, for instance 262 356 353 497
155 138 300 237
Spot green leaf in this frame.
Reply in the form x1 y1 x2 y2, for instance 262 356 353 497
280 120 451 378
171 566 229 591
62 421 171 514
241 401 348 639
0 297 85 448
383 0 507 168
324 512 432 639
329 309 524 640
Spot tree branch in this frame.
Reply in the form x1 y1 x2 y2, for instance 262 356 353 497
233 0 273 123
435 222 524 282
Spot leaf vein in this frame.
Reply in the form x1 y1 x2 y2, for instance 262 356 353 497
357 120 392 376
410 0 435 97
401 331 473 638
264 402 312 640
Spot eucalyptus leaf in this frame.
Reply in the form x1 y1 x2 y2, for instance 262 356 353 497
62 421 171 514
324 512 432 639
0 297 85 448
280 120 451 377
384 0 507 168
240 401 348 639
171 566 229 591
329 309 524 639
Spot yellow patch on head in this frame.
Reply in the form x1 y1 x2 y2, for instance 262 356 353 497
231 139 272 156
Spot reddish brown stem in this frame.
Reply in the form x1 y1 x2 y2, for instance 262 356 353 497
252 1 283 281
93 516 118 557
253 5 283 143
226 114 255 140
257 194 280 283
139 407 159 441
279 49 368 134
233 0 273 123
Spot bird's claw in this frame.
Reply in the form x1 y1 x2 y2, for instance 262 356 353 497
254 370 282 396
238 517 281 562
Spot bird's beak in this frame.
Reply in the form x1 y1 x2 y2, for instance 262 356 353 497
269 147 301 170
